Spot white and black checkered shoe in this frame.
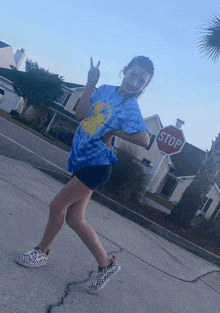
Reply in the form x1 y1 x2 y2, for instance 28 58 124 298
88 255 121 292
16 247 49 268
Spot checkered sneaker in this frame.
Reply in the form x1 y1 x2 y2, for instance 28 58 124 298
88 255 121 292
17 247 49 268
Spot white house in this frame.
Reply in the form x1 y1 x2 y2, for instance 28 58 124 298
0 41 26 112
114 114 220 222
0 41 26 69
0 68 25 113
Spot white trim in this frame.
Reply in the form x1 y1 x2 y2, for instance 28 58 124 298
144 114 163 129
178 175 196 180
214 182 220 194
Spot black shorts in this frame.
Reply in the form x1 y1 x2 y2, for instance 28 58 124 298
72 164 112 190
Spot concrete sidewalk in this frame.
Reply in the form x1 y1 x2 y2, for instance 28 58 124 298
1 155 220 313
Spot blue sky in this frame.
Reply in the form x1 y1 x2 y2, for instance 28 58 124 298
1 0 220 151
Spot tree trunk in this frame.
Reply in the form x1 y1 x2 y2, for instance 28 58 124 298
167 134 220 227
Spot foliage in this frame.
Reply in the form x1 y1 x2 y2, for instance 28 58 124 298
191 216 220 243
167 134 220 227
10 110 42 132
101 142 150 204
11 59 64 108
198 14 220 61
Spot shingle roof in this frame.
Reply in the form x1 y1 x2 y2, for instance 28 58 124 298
0 67 18 81
48 102 79 121
62 81 84 89
170 142 206 176
0 41 10 48
0 67 84 89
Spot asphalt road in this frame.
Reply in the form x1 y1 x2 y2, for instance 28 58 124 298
0 116 71 182
1 155 220 313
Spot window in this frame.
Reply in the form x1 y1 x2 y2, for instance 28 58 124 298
142 158 151 167
160 175 178 198
0 88 4 96
211 201 220 221
56 91 71 107
199 197 213 214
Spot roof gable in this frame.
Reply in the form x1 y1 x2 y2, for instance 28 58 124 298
0 41 10 48
170 142 206 176
144 114 163 135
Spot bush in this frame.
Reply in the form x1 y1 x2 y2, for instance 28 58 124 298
10 110 20 118
101 143 150 204
191 216 220 243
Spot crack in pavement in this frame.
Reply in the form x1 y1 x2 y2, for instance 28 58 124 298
46 249 123 312
46 270 94 313
45 246 220 313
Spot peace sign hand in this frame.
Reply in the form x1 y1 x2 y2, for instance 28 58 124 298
87 57 101 85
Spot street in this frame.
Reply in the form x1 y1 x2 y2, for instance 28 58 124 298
1 117 220 313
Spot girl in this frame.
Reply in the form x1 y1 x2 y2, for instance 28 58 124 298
17 56 154 292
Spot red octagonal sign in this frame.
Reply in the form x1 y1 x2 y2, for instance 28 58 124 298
156 125 186 155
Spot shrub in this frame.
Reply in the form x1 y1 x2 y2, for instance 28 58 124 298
191 216 220 243
101 143 150 204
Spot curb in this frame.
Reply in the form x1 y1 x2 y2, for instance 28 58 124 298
34 166 220 267
92 191 220 267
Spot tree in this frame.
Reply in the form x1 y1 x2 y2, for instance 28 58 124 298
11 59 64 115
167 135 220 226
167 15 220 226
198 14 220 61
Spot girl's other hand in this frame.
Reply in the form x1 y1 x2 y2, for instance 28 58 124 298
87 57 101 85
102 132 114 148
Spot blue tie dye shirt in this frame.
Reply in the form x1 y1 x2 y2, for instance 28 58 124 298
68 85 148 172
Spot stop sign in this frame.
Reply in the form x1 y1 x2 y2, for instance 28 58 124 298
156 125 185 155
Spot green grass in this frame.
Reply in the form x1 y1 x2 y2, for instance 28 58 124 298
0 109 71 152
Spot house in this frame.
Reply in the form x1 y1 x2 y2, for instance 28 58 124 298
0 67 25 113
0 40 85 138
22 82 85 139
0 41 26 112
0 41 26 70
114 114 220 221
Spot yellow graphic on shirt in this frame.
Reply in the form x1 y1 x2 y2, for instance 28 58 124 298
80 101 105 136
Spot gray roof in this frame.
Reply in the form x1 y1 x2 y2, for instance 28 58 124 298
0 41 10 48
0 67 84 89
170 142 206 177
170 142 220 189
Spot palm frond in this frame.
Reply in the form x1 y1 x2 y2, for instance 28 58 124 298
198 14 220 61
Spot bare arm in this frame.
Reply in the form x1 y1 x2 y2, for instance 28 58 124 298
74 82 96 121
75 58 101 121
103 130 150 148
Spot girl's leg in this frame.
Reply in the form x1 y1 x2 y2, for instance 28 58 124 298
37 176 93 254
65 198 111 268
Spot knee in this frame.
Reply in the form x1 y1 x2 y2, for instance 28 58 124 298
65 212 82 231
65 213 75 228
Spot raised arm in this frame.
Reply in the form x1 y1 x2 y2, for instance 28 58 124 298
75 58 101 121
